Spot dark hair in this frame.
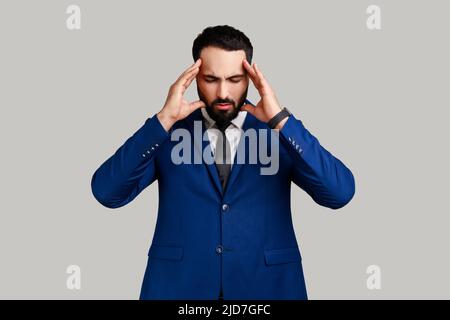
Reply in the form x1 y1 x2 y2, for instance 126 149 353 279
192 25 253 63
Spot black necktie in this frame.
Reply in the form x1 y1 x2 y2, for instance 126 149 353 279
214 122 232 192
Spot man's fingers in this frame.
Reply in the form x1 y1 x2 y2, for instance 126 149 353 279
183 58 202 75
176 66 200 92
242 59 255 78
183 67 201 89
249 61 271 97
183 74 196 91
253 63 267 85
243 59 257 81
177 65 199 85
189 99 206 112
243 59 261 89
252 62 266 86
183 59 202 78
175 59 202 84
241 102 256 116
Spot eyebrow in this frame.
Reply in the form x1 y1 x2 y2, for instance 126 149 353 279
203 73 245 79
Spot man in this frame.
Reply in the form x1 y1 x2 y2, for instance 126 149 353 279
91 25 355 300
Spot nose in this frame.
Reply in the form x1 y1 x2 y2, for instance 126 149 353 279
216 82 229 100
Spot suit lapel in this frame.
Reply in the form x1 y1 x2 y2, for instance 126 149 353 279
185 105 259 198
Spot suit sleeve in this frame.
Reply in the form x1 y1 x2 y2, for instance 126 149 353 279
91 114 170 209
279 114 355 210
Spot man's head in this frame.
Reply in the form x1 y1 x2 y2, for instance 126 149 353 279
192 25 253 127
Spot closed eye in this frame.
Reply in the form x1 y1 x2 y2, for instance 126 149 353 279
205 78 241 83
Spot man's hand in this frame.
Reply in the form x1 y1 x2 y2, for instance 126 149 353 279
241 59 288 130
157 59 206 131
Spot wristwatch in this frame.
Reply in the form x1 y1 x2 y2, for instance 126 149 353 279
267 107 292 129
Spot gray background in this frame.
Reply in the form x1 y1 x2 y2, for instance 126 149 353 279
1 0 448 299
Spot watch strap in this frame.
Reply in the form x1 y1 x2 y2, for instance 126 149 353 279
267 107 291 129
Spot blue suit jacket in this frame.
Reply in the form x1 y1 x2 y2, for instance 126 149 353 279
91 102 355 300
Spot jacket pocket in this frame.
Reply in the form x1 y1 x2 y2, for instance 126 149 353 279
264 247 302 265
148 244 184 261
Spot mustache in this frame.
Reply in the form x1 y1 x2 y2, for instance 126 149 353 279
213 100 234 106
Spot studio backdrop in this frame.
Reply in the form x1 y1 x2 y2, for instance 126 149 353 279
0 0 449 299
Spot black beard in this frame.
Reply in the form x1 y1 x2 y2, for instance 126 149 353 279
197 85 248 127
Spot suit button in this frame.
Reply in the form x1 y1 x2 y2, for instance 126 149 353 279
216 245 223 254
221 204 229 212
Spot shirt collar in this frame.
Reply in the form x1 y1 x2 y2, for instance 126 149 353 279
201 107 247 130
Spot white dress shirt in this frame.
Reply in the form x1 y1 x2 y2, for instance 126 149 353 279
201 107 247 169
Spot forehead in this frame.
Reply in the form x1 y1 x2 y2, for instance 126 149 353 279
199 46 246 76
